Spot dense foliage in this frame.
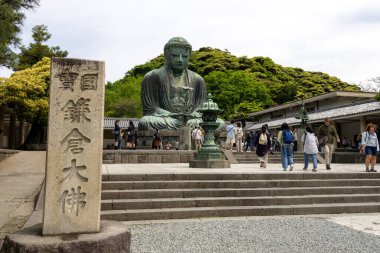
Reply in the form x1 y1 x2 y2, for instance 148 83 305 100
0 0 39 67
13 25 68 71
106 47 359 120
0 57 50 123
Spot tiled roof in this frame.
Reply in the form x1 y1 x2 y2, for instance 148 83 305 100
247 100 380 130
104 117 139 129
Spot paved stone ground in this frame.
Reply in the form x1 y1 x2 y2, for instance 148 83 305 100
0 151 45 247
103 162 370 174
127 216 380 253
1 151 380 252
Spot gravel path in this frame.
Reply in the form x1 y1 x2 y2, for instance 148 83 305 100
129 217 380 253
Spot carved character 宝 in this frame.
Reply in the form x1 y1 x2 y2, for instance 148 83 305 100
58 68 79 91
60 128 91 154
81 74 98 91
61 98 91 123
58 186 86 216
60 159 88 183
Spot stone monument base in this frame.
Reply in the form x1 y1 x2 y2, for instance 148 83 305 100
189 159 230 168
1 220 131 253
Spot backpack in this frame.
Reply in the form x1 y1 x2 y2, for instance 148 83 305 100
282 130 294 144
258 133 268 145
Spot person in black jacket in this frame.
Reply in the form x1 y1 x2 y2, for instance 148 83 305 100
254 124 272 168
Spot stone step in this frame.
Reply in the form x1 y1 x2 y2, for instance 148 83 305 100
100 202 380 221
236 159 301 162
102 173 380 182
102 179 380 190
101 186 380 199
101 194 380 210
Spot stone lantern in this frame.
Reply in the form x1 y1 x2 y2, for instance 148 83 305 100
189 94 230 168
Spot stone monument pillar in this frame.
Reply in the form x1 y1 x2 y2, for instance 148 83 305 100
2 58 131 253
43 58 105 235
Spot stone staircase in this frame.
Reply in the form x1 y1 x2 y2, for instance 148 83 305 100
101 172 380 221
233 151 305 164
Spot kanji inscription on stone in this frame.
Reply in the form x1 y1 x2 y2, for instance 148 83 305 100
60 128 91 154
59 186 87 216
58 68 79 91
60 159 88 183
61 98 91 123
44 58 104 235
81 74 98 91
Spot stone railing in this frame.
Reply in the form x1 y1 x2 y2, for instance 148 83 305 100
0 149 20 162
332 152 380 163
103 150 196 164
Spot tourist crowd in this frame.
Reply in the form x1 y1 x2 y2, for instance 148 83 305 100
110 118 379 172
224 117 379 173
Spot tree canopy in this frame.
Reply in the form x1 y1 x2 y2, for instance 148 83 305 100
13 24 68 71
107 47 359 120
0 57 50 124
0 0 40 68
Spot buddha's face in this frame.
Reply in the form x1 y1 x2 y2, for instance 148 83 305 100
166 47 190 74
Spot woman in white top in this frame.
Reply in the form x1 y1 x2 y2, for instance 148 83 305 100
360 123 379 172
301 125 319 172
235 122 244 153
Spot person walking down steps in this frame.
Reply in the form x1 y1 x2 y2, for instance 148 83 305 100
360 123 379 172
278 122 295 171
254 124 271 168
317 117 340 170
302 125 319 172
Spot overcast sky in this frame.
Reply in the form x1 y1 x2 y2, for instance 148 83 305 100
1 0 380 84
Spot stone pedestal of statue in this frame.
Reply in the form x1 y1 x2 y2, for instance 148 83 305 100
178 126 191 150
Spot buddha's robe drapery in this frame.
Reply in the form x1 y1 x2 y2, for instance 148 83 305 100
139 66 206 130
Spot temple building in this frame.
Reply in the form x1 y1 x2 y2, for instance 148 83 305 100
246 91 380 150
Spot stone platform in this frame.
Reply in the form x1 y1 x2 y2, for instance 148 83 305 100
101 162 380 221
1 220 131 253
103 150 196 164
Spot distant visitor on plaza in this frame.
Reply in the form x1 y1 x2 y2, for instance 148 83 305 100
138 37 224 130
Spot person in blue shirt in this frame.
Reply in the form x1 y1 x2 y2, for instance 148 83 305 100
225 122 236 151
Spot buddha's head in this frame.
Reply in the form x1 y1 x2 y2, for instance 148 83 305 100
164 37 192 75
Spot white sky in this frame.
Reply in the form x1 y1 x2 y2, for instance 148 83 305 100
1 0 380 84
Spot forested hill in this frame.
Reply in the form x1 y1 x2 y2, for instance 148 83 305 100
105 47 359 119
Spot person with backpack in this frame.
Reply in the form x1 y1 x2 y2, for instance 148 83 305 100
301 125 319 172
254 124 272 168
317 117 340 170
360 123 379 172
235 122 244 152
278 122 295 171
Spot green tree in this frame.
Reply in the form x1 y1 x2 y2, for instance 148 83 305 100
205 70 273 119
105 76 143 118
13 24 68 71
108 47 360 120
0 0 40 67
0 57 50 147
